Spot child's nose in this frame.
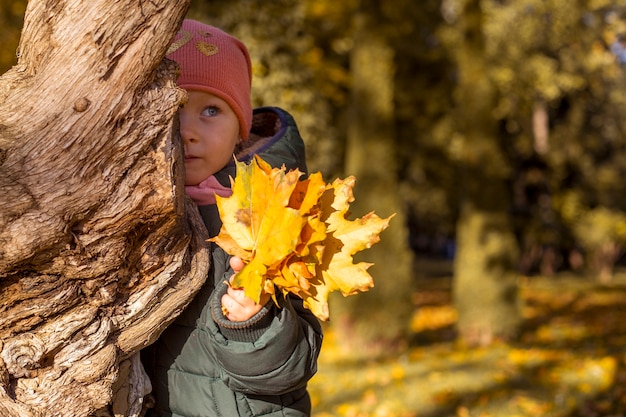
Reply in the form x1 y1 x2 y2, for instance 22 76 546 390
178 112 196 144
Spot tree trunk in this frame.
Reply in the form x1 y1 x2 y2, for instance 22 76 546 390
0 1 210 416
454 197 521 346
451 0 521 346
332 0 414 359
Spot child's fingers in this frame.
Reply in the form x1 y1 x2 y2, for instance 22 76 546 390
229 256 244 273
221 291 261 322
226 285 249 304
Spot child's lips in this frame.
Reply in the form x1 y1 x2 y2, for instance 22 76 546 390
185 156 198 162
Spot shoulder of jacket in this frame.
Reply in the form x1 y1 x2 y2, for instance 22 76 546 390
235 106 308 174
236 107 297 159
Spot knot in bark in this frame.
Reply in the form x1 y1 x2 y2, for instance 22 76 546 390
1 333 46 378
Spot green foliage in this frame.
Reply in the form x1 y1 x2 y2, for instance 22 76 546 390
412 0 626 281
575 207 626 248
559 191 626 278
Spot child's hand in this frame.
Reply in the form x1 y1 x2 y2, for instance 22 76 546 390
221 257 271 322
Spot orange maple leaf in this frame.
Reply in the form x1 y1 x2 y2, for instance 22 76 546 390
210 155 394 321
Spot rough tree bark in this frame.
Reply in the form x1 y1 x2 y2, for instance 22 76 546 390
0 1 210 416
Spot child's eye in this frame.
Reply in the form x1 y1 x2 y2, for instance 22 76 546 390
201 106 219 117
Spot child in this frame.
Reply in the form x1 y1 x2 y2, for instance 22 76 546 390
144 19 323 417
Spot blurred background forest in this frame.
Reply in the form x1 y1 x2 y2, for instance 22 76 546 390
4 0 626 415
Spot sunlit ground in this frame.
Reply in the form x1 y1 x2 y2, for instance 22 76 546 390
309 271 626 417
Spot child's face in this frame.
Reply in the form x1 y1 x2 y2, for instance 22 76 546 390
179 90 240 186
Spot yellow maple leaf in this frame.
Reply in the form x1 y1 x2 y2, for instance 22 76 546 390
210 155 394 320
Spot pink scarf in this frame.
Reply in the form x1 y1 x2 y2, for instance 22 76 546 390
185 175 232 205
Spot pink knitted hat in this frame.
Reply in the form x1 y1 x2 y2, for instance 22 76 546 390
167 19 252 140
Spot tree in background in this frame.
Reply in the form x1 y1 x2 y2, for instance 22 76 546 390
542 4 626 282
468 0 626 282
336 0 414 357
435 0 626 344
439 0 522 346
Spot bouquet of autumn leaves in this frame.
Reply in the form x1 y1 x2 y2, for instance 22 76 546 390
210 155 394 321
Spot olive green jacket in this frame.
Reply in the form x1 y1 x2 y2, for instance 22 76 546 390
146 107 322 417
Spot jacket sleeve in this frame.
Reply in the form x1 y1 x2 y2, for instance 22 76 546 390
202 246 323 396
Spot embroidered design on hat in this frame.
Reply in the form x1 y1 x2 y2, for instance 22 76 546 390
196 42 219 57
166 30 192 55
